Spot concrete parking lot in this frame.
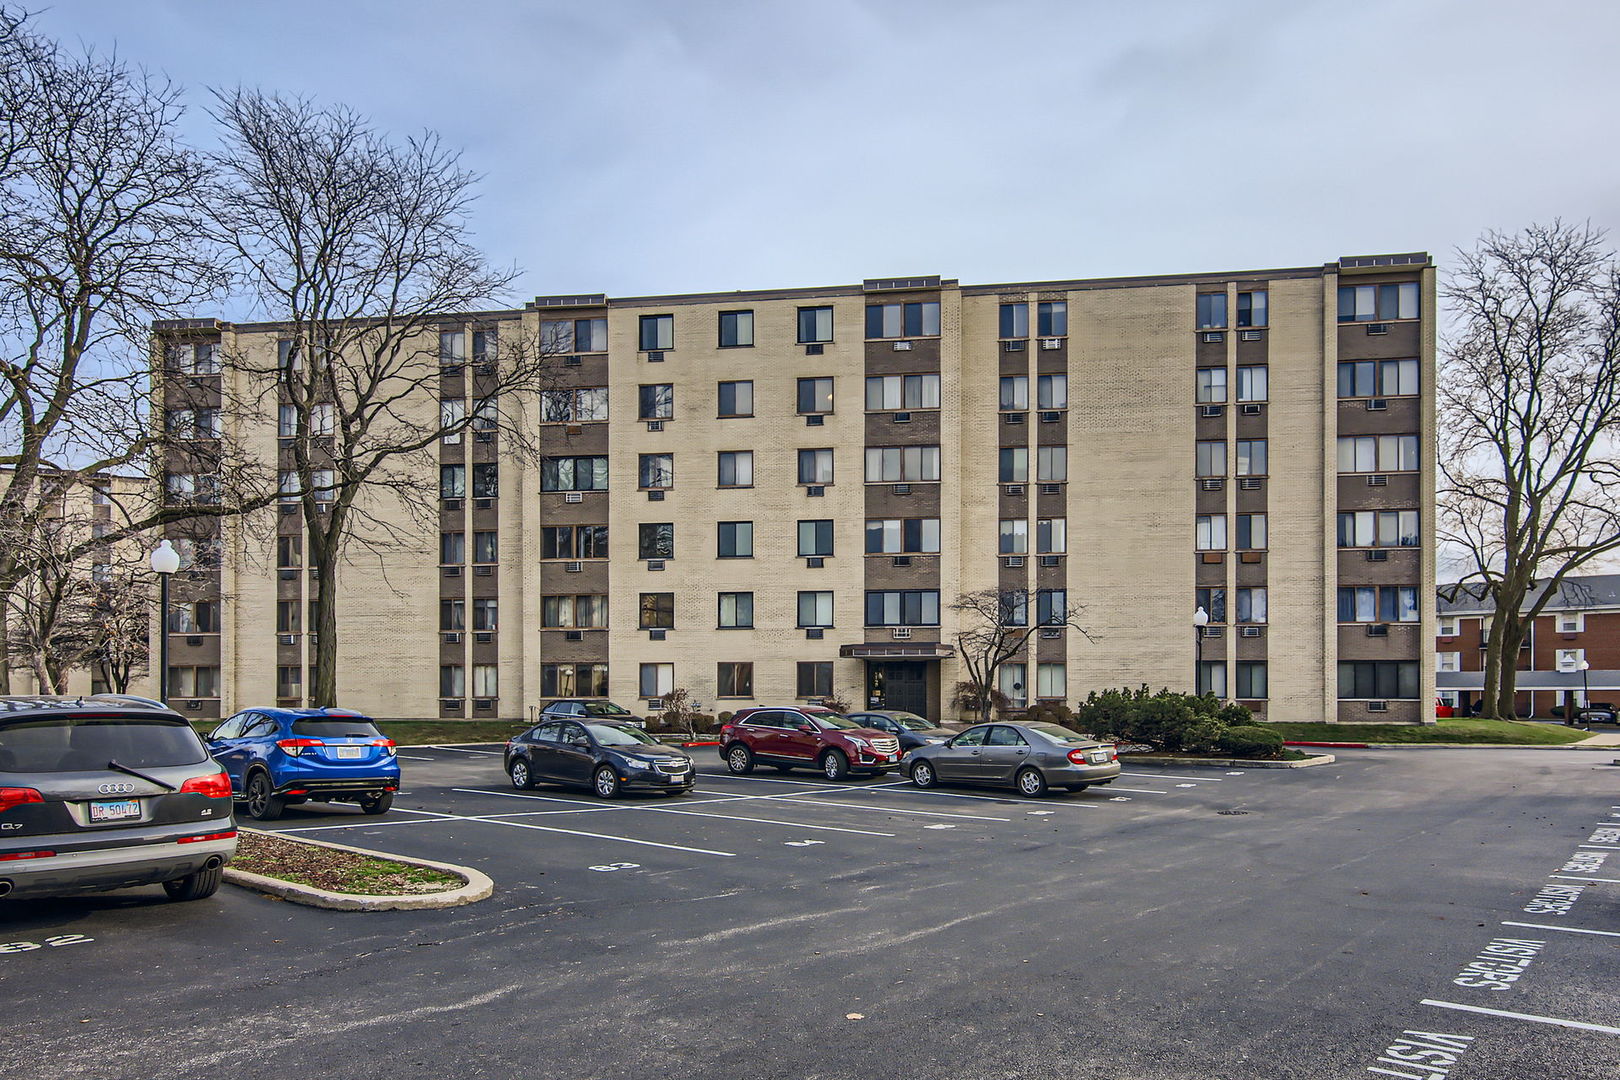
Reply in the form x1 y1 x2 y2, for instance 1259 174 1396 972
3 746 1618 1080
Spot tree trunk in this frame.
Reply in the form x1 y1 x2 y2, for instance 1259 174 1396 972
311 528 340 708
0 597 11 694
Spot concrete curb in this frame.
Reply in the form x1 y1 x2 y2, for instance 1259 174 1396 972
225 828 494 911
1356 742 1620 751
1121 753 1336 769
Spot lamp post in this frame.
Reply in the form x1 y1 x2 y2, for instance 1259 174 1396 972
1578 659 1591 723
1193 606 1210 694
150 540 181 704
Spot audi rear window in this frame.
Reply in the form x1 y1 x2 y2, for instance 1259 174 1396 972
290 720 384 738
0 717 209 773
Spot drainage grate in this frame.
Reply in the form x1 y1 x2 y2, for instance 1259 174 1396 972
1216 809 1250 816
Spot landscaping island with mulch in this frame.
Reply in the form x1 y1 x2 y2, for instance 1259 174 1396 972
225 830 494 911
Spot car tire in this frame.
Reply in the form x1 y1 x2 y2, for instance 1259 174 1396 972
509 758 534 790
1016 767 1048 798
910 760 937 789
593 766 621 799
726 743 755 775
244 771 285 821
162 865 222 902
821 749 850 781
358 792 393 815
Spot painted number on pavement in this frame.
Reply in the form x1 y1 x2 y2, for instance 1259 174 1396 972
589 862 640 872
0 934 94 955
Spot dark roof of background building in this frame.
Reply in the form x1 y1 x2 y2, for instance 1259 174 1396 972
1437 574 1620 616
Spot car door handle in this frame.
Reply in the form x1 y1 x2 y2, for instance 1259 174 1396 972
970 750 981 755
1015 750 1027 756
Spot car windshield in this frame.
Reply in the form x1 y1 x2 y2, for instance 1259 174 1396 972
583 702 633 716
290 719 383 738
587 723 658 746
893 714 934 731
1024 722 1094 745
811 713 862 730
0 716 209 773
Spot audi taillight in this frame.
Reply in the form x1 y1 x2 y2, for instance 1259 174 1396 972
179 772 232 799
276 738 324 757
0 849 54 861
0 787 43 814
177 830 236 844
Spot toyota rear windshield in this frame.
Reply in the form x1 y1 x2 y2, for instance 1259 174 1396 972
290 720 384 738
1025 722 1095 744
0 716 209 773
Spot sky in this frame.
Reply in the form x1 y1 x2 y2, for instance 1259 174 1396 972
30 0 1620 306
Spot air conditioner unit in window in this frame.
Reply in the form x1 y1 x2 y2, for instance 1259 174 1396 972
1039 411 1061 423
563 355 582 366
564 561 583 573
475 431 494 443
1240 403 1261 415
892 411 911 423
1004 484 1025 496
441 698 464 711
1366 399 1388 411
1203 626 1224 638
892 341 913 351
1366 549 1389 562
474 699 494 710
806 485 825 497
563 491 583 503
1366 700 1389 712
1200 478 1224 491
1004 412 1027 425
1202 332 1224 343
649 629 667 641
1366 324 1390 336
564 630 583 641
805 628 824 640
1040 483 1062 495
647 489 665 501
1041 338 1062 350
474 565 493 576
892 484 911 495
474 632 494 644
1238 477 1262 490
277 634 296 646
442 498 463 511
1003 340 1026 352
1200 405 1223 418
646 350 665 362
1004 556 1025 568
1240 626 1263 637
805 557 825 568
805 414 825 426
892 556 912 567
1040 628 1061 639
646 698 664 711
804 343 824 355
1039 555 1061 567
646 420 663 432
1367 474 1389 486
474 498 493 510
1239 330 1263 341
185 700 203 711
891 627 912 639
278 569 297 581
442 633 461 643
1367 623 1390 637
646 559 666 571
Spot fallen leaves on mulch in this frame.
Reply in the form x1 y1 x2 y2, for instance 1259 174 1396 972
232 831 463 895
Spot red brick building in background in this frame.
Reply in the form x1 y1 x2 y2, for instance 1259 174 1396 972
1436 574 1620 718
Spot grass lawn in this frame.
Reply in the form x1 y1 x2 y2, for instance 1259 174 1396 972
1263 718 1592 745
192 719 531 745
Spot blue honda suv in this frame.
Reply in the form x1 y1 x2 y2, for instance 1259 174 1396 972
205 707 400 821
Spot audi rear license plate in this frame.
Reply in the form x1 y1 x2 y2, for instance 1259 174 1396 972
89 799 141 822
333 746 365 759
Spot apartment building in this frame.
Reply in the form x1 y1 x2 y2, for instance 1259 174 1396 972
152 254 1435 724
1437 574 1620 718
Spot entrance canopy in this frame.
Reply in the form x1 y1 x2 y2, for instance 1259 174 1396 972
839 642 955 660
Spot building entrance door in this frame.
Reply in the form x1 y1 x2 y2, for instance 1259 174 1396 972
868 662 928 718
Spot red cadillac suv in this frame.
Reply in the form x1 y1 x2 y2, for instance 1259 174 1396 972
719 706 902 780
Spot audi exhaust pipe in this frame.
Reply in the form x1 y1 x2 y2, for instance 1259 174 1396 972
202 855 224 872
0 880 13 897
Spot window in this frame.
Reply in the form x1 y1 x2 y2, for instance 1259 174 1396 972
718 380 754 417
639 593 674 629
440 465 465 498
441 398 467 432
438 532 465 566
999 304 1029 339
865 374 941 410
1196 587 1226 624
1037 374 1067 409
1338 358 1419 397
309 469 335 505
1037 301 1067 337
1198 661 1227 698
1196 367 1227 403
1337 586 1419 623
541 456 609 491
277 535 302 569
797 306 833 344
1236 290 1267 328
472 531 497 564
717 521 753 558
638 384 674 420
542 662 609 698
169 602 218 633
865 590 940 626
91 483 111 507
471 463 498 499
1000 376 1029 411
1556 612 1585 634
638 454 674 489
440 599 465 631
798 448 834 485
718 451 753 488
865 446 941 483
798 661 833 699
543 388 608 422
472 329 497 362
718 593 754 629
1338 661 1420 699
1235 661 1267 699
718 310 754 348
472 598 498 632
1235 587 1267 624
1337 435 1420 473
278 470 299 503
798 591 834 628
168 666 219 698
472 664 498 698
1236 365 1268 403
1196 514 1227 551
276 600 302 634
1196 440 1226 477
1037 518 1066 554
865 518 941 554
1196 293 1227 330
717 662 754 697
999 448 1028 483
1236 513 1267 550
1235 439 1267 477
439 331 466 364
638 522 674 560
1437 616 1459 636
277 339 300 374
540 318 607 354
1000 590 1028 626
1338 282 1420 323
440 665 465 698
541 524 608 559
999 664 1027 709
798 377 834 415
277 666 302 700
1036 589 1067 625
1036 447 1067 483
798 519 834 557
999 519 1028 555
865 301 940 339
1437 651 1461 673
1037 663 1066 699
542 595 607 629
1556 648 1586 672
1337 510 1420 548
639 663 674 699
639 314 674 351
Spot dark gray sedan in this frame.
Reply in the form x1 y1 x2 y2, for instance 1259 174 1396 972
845 710 955 754
905 721 1119 797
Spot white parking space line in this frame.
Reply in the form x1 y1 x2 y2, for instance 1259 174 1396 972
1122 772 1223 781
452 787 897 837
398 755 435 761
1419 999 1620 1036
1500 920 1620 938
1550 874 1620 884
469 815 736 856
712 790 1012 823
1106 786 1171 795
423 745 506 755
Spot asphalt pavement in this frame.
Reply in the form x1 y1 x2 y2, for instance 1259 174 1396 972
3 745 1618 1080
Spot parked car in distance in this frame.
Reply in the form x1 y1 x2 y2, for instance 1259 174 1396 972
845 710 954 754
537 699 645 727
507 720 695 797
0 695 236 902
906 721 1119 798
1434 698 1455 719
1575 702 1617 724
206 707 399 821
719 707 902 780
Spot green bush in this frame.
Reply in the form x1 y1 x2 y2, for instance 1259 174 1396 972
1075 686 1232 752
1217 724 1284 759
717 711 734 725
1021 701 1075 727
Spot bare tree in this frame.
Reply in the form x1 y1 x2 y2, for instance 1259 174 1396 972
950 588 1093 724
1439 222 1620 719
208 91 555 708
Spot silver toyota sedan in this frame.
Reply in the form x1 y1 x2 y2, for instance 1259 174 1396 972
905 721 1119 797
